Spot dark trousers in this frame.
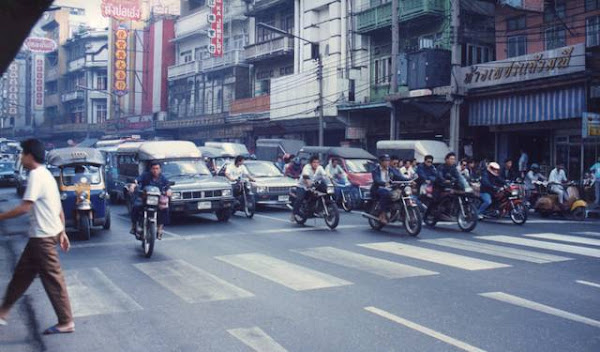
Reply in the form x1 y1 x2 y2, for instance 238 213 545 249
376 188 392 212
2 235 73 325
293 188 307 214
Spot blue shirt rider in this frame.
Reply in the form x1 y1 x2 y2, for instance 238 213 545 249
371 154 411 224
130 162 172 240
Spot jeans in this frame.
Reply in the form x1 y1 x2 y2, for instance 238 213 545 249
376 188 392 213
478 192 492 214
293 188 307 215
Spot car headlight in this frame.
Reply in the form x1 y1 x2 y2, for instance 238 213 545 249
255 186 266 194
171 192 182 200
403 186 412 196
327 185 335 194
146 195 159 206
222 189 232 197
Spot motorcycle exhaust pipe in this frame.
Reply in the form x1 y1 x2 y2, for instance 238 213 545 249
286 204 293 210
361 212 380 221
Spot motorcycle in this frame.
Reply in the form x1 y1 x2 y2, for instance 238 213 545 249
334 183 355 212
533 181 587 221
362 181 422 236
481 182 528 225
131 185 169 258
231 178 256 218
288 180 340 229
423 181 479 232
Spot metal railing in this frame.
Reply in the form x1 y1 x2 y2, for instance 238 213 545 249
245 37 293 62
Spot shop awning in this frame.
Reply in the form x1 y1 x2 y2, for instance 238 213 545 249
469 85 586 126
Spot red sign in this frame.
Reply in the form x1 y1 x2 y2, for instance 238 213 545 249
113 27 128 96
101 0 142 21
7 63 19 116
24 37 57 54
207 0 223 57
34 56 44 110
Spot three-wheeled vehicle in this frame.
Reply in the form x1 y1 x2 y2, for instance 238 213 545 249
96 145 122 203
255 139 305 164
47 147 111 241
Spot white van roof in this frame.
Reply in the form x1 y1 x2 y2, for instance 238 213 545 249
376 140 451 162
117 141 201 160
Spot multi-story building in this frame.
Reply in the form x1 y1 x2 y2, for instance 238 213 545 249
461 0 600 178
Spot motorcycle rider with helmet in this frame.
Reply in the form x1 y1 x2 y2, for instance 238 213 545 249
478 162 505 219
371 154 411 224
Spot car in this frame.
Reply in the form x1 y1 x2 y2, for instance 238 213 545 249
0 160 16 186
13 153 28 197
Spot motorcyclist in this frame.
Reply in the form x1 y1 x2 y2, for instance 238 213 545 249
436 152 463 188
325 158 349 186
371 154 410 224
129 162 172 240
478 162 505 219
501 159 518 182
292 155 328 221
284 155 303 179
225 156 255 198
548 162 568 205
416 155 437 187
524 163 546 194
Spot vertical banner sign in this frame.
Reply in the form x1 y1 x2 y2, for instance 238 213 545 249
207 0 223 57
34 55 44 110
7 63 19 116
101 0 142 21
114 26 129 96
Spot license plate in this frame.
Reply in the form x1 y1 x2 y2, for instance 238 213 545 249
278 195 289 202
197 201 212 210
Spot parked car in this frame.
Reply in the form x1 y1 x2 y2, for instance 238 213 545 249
13 153 28 196
117 141 234 222
0 160 16 186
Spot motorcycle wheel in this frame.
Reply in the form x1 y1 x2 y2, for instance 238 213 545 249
324 202 340 230
79 214 91 241
103 208 112 230
341 191 353 212
510 203 528 225
216 209 231 222
458 203 478 232
404 207 422 237
423 208 438 228
368 204 384 231
294 211 307 225
571 206 587 221
142 221 156 258
244 195 256 219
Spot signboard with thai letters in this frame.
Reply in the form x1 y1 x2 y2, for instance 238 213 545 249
101 0 142 21
458 44 585 90
207 0 223 57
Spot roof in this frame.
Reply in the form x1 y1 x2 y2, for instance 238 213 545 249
204 142 250 157
376 140 451 162
117 141 201 160
328 147 376 160
197 146 226 158
47 147 105 167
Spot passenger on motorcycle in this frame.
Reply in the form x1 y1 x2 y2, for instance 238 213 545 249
284 155 303 179
478 162 504 218
325 158 349 186
524 163 546 194
292 155 328 220
390 155 402 174
548 162 568 205
129 162 172 240
371 154 411 224
225 156 256 196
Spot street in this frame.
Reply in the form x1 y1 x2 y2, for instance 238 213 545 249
1 187 599 352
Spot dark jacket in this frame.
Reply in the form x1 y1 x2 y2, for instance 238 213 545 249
416 164 437 185
480 170 505 194
136 172 171 192
371 165 407 193
500 166 518 182
436 163 462 187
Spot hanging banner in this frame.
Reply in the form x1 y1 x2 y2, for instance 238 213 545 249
7 63 19 116
34 55 44 110
113 26 129 96
207 0 223 57
101 0 142 21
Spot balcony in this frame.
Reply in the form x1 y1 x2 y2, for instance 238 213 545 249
246 0 292 16
61 90 85 103
67 58 107 73
167 61 199 80
174 1 246 41
52 123 107 134
230 95 270 114
245 37 294 63
45 93 60 107
356 0 446 34
198 49 245 72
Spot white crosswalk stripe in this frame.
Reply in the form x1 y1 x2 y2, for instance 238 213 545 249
228 327 288 352
480 292 600 328
576 280 600 289
421 238 572 264
478 236 600 258
358 242 510 271
292 247 439 279
571 232 600 238
216 253 352 291
134 260 254 303
525 233 600 247
65 268 142 318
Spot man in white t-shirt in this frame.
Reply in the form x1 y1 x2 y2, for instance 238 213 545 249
549 162 568 205
0 139 74 335
292 155 328 221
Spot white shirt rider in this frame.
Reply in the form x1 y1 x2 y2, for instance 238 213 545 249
549 167 567 184
299 163 328 190
225 163 250 181
325 161 348 185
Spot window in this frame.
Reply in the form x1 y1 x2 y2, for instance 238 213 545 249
281 15 294 34
507 36 527 58
259 80 270 95
256 20 275 43
544 1 566 22
374 57 392 86
586 0 600 11
69 7 85 16
545 26 566 50
419 35 434 49
45 81 58 95
180 50 192 63
507 15 526 31
279 66 293 76
466 44 493 65
587 16 600 47
95 101 107 123
96 71 107 90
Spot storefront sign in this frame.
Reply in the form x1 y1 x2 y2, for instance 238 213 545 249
125 115 153 130
207 0 223 57
459 44 585 90
24 37 57 54
7 63 19 116
101 0 142 21
33 55 44 110
582 112 600 138
113 26 129 96
346 127 366 139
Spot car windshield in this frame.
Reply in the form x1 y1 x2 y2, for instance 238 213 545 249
61 165 102 186
245 161 283 177
345 159 375 173
161 159 211 177
0 162 13 171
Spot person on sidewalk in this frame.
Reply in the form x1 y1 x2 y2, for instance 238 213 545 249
590 157 600 208
0 139 74 335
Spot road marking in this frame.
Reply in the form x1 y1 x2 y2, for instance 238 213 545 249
292 246 438 279
421 238 572 264
478 236 600 258
227 327 288 352
357 242 510 271
480 292 600 328
364 307 486 352
525 233 600 247
253 214 291 223
571 232 600 238
259 225 367 234
576 280 600 289
162 230 182 238
133 260 254 303
216 253 352 291
65 268 142 318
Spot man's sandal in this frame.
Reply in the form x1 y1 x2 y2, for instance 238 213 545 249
0 318 7 326
43 325 74 335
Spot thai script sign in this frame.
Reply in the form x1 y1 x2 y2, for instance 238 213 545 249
101 0 142 21
7 63 19 116
583 112 600 138
24 37 57 54
207 0 223 57
34 55 44 110
113 26 129 96
459 44 585 90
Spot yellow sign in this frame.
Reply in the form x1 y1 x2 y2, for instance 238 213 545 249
115 39 127 50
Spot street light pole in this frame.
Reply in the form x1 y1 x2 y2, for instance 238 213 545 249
257 22 324 146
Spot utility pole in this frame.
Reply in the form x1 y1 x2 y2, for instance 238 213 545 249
449 0 461 154
390 0 399 140
317 55 324 146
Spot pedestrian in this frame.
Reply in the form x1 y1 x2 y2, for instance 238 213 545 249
590 157 600 208
518 149 529 178
0 139 74 334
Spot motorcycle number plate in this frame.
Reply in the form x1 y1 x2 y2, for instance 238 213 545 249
197 201 212 210
278 195 289 202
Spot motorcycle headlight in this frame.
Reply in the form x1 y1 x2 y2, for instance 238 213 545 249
255 186 266 194
171 192 182 200
403 186 412 196
78 192 88 200
60 192 68 200
464 186 473 193
222 189 232 197
511 190 519 196
79 177 88 184
146 195 159 206
327 185 335 194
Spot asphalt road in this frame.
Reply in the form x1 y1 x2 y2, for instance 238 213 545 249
1 187 599 352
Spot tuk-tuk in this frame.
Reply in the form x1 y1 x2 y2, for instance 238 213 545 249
47 147 111 241
96 145 122 203
376 140 451 164
255 139 305 163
